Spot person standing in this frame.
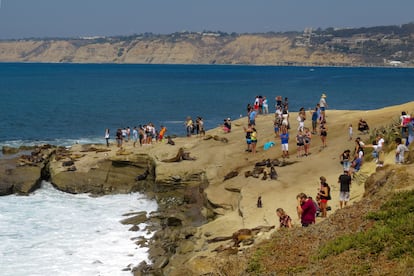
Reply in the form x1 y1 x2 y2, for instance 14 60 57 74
319 93 328 122
320 120 328 148
304 127 312 156
116 128 123 148
280 127 289 158
297 107 306 132
262 96 269 114
244 124 253 152
250 127 258 154
338 171 352 208
249 108 257 126
159 125 167 141
376 134 385 166
185 116 193 137
281 108 289 130
348 124 353 141
310 107 319 134
138 125 145 146
296 130 305 157
276 208 292 228
340 149 351 172
296 193 317 227
406 117 414 146
104 128 110 147
126 126 131 142
395 137 409 164
132 127 138 147
317 176 330 218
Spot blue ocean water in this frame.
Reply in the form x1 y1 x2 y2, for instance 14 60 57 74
0 63 413 147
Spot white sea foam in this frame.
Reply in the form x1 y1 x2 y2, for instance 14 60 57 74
0 181 158 276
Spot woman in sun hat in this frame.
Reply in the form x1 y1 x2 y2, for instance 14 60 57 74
319 93 328 122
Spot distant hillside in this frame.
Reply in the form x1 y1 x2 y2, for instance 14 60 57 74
1 23 413 67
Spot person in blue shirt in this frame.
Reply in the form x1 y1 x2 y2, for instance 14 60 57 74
280 127 289 158
311 106 319 134
249 109 257 126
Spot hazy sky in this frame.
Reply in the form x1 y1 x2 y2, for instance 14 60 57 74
0 0 413 39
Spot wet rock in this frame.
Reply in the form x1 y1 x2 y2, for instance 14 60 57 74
153 256 169 270
129 225 140 231
166 217 182 227
178 240 195 254
120 212 148 225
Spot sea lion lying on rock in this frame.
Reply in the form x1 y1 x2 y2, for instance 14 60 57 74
213 135 228 143
223 170 238 181
62 160 74 167
162 148 196 162
135 170 149 181
232 229 253 247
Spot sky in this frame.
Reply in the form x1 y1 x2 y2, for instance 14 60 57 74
0 0 413 39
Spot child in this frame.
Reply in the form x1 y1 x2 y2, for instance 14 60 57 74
276 208 292 228
223 118 231 133
395 137 409 164
348 124 353 141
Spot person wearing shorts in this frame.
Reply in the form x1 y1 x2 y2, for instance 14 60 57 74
280 127 289 158
338 170 352 208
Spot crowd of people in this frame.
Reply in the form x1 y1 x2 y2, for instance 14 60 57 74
246 94 413 228
104 93 412 230
105 124 169 149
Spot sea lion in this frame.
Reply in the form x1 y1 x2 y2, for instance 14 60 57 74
261 171 267 180
232 229 253 247
62 160 74 167
252 166 264 178
224 170 239 181
270 166 278 180
167 136 175 145
135 170 149 181
255 159 268 167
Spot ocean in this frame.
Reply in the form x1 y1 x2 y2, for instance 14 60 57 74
1 63 414 275
1 63 413 147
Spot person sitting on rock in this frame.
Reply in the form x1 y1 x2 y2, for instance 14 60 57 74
358 118 370 133
223 118 232 133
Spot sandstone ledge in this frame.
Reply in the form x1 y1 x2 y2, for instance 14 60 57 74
1 101 414 275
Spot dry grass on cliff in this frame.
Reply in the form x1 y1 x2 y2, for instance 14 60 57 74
210 164 414 276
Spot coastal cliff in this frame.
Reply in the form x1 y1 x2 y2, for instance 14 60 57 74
2 23 414 66
1 101 414 275
0 35 355 65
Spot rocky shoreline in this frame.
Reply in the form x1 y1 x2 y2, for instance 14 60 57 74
2 101 414 275
0 142 221 275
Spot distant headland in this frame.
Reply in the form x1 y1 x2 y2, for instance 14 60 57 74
1 23 413 67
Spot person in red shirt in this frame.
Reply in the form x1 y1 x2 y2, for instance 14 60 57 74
296 192 317 227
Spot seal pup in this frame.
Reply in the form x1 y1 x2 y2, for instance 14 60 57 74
270 166 278 180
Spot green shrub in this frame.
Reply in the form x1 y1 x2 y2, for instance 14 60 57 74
317 190 414 260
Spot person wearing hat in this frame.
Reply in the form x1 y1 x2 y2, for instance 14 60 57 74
319 93 328 122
